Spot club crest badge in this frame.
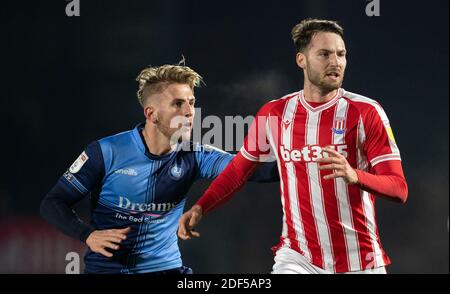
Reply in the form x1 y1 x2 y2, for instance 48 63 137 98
332 117 346 135
169 164 184 180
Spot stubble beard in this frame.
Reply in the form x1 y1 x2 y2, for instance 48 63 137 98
156 116 191 143
306 64 344 95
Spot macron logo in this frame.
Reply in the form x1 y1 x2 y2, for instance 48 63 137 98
280 144 348 162
115 168 138 176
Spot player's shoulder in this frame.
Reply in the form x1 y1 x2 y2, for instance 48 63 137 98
342 90 381 107
258 91 299 116
342 89 389 121
96 127 136 152
342 90 384 111
98 129 133 144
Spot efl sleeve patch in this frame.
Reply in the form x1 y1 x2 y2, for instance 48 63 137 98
69 151 89 174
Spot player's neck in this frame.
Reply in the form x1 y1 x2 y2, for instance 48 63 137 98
142 124 174 156
303 82 339 103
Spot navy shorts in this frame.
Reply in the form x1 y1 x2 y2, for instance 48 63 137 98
144 266 193 275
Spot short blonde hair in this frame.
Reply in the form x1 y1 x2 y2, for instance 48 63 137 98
136 64 203 107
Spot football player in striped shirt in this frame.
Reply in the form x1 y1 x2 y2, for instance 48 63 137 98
178 19 408 274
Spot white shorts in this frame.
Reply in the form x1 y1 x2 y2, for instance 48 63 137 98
272 247 387 274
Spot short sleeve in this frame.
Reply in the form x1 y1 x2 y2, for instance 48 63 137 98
362 104 401 168
60 141 105 195
240 102 276 162
194 144 234 179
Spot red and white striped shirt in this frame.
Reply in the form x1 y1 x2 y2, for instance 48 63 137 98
240 88 401 273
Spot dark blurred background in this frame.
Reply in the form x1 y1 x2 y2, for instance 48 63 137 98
0 0 448 273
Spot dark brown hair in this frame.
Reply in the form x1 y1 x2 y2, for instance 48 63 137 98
291 18 344 52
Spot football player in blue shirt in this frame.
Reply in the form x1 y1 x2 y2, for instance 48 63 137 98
40 63 278 274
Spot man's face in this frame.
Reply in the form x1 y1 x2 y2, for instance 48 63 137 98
300 32 347 92
150 83 195 142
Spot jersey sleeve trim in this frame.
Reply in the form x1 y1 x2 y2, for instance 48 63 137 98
240 146 260 162
62 171 89 195
370 153 402 167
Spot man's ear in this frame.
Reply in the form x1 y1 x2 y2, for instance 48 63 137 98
296 52 306 69
144 105 158 123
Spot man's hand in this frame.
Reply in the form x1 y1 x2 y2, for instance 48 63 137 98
316 147 358 184
86 227 130 257
178 205 203 240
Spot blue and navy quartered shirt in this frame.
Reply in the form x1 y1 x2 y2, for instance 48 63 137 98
56 123 235 273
